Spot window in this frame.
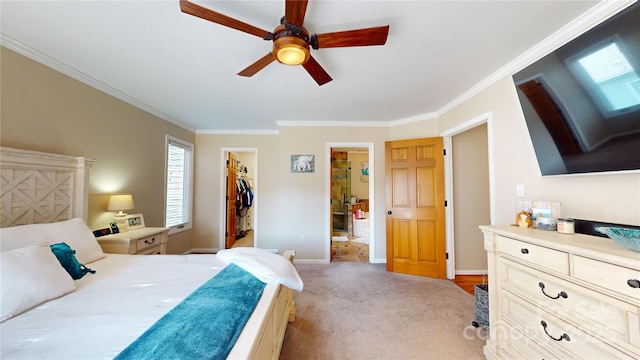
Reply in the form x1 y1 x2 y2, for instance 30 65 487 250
570 40 640 117
165 135 193 234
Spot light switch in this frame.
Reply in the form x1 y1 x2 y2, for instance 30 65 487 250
516 184 525 198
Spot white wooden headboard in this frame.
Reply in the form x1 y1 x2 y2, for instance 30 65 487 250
0 147 94 227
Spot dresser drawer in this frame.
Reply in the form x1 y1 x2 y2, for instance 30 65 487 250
136 245 162 255
502 291 635 359
573 255 640 303
498 322 563 360
499 258 639 350
136 234 161 253
496 236 569 275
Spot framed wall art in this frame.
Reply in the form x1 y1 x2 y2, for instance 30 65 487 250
291 155 315 173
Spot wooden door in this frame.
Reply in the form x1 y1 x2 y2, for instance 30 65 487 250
385 138 446 279
226 152 237 249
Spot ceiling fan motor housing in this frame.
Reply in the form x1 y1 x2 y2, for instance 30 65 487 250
272 24 311 65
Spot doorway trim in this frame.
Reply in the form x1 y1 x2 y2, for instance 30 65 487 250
326 142 375 263
220 147 258 250
440 111 494 279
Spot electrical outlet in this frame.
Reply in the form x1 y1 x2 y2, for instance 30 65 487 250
516 184 525 198
300 235 305 243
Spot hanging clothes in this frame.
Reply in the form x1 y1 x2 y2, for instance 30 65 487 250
236 177 252 217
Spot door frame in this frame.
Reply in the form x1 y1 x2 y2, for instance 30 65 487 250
326 142 375 263
440 111 495 279
219 147 258 250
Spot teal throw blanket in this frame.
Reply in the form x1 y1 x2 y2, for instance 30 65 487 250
115 263 266 360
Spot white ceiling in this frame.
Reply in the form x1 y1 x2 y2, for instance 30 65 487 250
1 0 614 132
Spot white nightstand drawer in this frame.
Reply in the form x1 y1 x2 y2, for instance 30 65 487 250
136 234 161 252
573 255 640 303
97 227 169 255
136 245 162 255
496 235 569 275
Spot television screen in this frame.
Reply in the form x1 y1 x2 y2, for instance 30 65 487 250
513 3 640 176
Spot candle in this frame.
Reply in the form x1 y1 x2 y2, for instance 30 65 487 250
557 218 575 234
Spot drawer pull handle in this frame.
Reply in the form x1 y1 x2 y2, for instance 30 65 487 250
144 238 156 245
540 321 570 342
628 279 640 288
520 248 529 254
538 282 568 299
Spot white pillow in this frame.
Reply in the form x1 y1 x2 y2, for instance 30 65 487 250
0 225 47 252
217 248 304 291
32 218 105 264
0 243 76 322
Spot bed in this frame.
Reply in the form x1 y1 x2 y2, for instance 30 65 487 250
0 146 300 359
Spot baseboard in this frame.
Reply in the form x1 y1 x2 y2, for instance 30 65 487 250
455 270 488 276
188 248 218 254
293 258 330 264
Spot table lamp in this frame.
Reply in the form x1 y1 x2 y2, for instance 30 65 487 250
106 194 134 231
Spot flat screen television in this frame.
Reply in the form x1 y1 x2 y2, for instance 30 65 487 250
513 3 640 176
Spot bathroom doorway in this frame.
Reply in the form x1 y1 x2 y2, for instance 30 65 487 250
328 144 373 263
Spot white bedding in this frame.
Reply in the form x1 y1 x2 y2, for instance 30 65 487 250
1 254 229 359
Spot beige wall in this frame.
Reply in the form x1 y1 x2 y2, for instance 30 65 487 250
3 45 639 267
0 47 195 254
389 117 440 140
194 127 388 261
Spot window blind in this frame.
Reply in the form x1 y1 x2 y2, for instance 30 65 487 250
166 140 192 228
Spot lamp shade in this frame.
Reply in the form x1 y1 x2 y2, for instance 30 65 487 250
106 194 135 213
273 37 310 66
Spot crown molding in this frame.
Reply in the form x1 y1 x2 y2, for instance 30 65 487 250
276 120 391 128
1 35 196 133
4 0 633 133
437 0 635 117
196 129 279 135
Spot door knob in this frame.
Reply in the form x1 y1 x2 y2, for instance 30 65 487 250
387 210 392 215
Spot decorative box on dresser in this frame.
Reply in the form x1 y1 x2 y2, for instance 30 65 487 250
480 225 640 360
97 227 169 255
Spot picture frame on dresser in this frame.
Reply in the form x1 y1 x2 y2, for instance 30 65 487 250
125 213 145 230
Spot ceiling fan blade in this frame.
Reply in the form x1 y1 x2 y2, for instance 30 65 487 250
180 0 271 39
237 53 276 77
314 25 389 49
285 0 309 27
302 56 332 86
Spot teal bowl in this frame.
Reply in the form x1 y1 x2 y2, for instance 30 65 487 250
595 226 640 252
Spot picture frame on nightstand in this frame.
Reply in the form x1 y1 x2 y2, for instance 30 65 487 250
125 213 145 230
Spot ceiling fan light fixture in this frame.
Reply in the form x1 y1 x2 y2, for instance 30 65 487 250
273 36 310 66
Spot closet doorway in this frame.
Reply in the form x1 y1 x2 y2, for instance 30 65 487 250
442 113 492 279
222 148 257 249
328 143 374 263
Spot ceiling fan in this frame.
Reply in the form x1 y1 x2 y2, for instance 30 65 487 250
180 0 390 86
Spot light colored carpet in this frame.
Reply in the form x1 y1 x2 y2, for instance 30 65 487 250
280 262 486 360
332 236 348 242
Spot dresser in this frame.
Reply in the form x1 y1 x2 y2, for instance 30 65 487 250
97 227 169 255
480 225 640 359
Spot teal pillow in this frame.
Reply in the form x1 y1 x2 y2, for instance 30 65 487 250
50 242 96 280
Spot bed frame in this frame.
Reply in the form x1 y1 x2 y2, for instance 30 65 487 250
0 146 295 359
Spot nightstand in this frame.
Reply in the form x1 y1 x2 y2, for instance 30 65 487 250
97 227 169 255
